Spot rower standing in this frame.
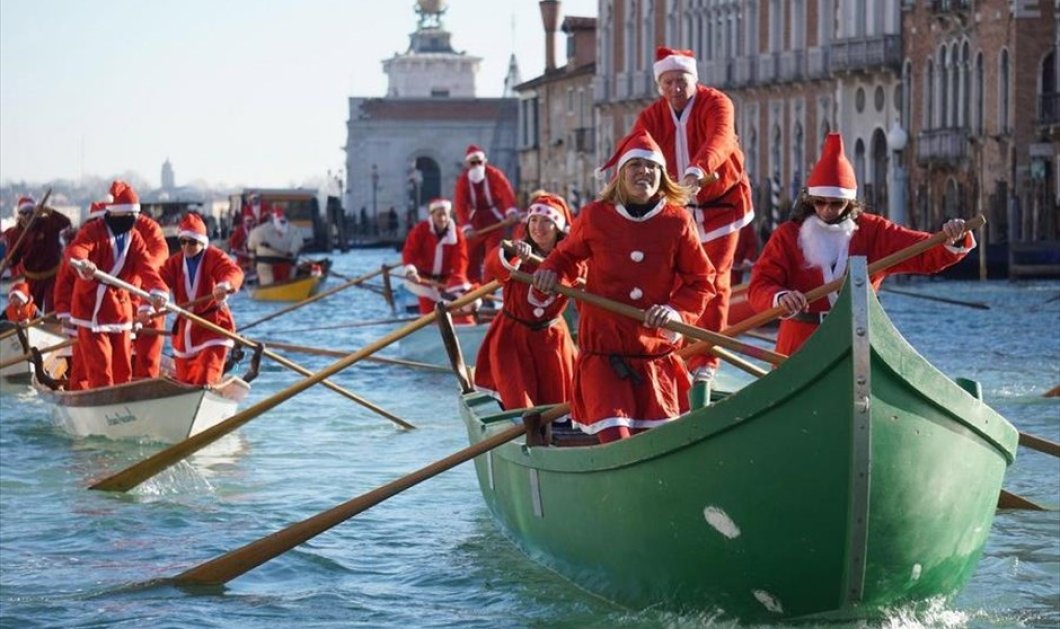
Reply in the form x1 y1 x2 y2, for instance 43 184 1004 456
2 195 72 312
452 145 520 283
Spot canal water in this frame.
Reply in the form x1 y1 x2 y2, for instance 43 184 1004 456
1 248 1057 627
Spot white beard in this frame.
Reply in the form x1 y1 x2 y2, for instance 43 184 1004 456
468 165 486 184
798 215 857 273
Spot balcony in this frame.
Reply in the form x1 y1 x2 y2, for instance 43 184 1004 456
734 57 758 86
779 50 807 82
573 127 595 153
931 0 971 10
637 69 657 99
614 71 631 100
830 35 902 73
592 75 611 103
915 127 970 167
1039 92 1060 125
807 47 830 79
758 52 780 83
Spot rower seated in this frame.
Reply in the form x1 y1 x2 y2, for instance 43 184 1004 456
247 208 302 285
2 281 40 323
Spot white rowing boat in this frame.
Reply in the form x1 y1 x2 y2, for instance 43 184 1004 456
398 321 489 365
34 375 250 443
1 324 68 384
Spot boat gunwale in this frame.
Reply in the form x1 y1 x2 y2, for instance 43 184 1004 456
35 375 235 408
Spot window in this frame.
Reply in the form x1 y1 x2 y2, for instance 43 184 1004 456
999 49 1010 133
974 52 984 133
939 47 949 127
924 59 935 128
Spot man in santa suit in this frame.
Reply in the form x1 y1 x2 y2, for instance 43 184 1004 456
52 202 106 391
400 198 476 322
452 144 520 283
247 207 302 285
156 213 244 385
532 129 716 443
632 46 754 388
3 195 72 313
748 133 976 356
227 211 256 273
2 281 40 323
65 194 168 389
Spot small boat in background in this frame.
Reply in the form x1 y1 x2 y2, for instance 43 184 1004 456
398 321 488 365
457 259 1018 621
0 323 67 384
249 259 330 302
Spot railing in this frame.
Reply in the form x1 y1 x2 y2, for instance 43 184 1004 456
931 0 971 10
1039 92 1060 125
614 71 631 100
807 47 830 79
592 75 611 103
779 50 807 82
915 127 970 166
573 127 595 153
758 52 780 83
734 57 757 86
830 35 902 73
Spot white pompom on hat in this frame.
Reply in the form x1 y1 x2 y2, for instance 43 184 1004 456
653 46 698 82
806 133 858 200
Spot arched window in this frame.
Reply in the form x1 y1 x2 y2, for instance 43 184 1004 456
950 42 960 128
792 0 806 49
624 0 636 73
999 49 1010 133
960 41 971 128
682 11 693 48
924 59 935 128
974 51 984 133
642 0 654 70
902 59 913 131
1040 50 1056 122
771 123 783 181
746 0 759 55
871 128 888 215
746 126 758 181
769 0 782 52
666 0 679 45
939 47 949 128
854 0 866 37
792 122 805 198
854 138 866 201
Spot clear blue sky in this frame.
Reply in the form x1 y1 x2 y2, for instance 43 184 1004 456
0 0 597 189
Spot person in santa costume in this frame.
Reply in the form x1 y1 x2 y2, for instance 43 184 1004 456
2 281 40 323
64 191 168 389
748 132 976 357
155 213 244 385
2 194 72 313
247 207 302 285
399 198 478 322
474 193 581 410
632 46 754 388
452 144 520 283
532 129 716 444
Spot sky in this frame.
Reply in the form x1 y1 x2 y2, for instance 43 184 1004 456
0 0 598 189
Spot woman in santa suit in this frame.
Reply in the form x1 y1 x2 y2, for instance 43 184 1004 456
748 132 976 357
532 129 716 444
473 193 580 410
157 213 244 386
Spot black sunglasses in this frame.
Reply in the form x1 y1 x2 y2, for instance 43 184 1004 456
179 238 199 245
468 160 484 166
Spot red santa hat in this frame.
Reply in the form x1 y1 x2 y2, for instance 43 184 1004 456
464 145 486 163
653 46 698 82
104 180 141 214
8 281 30 305
271 207 287 222
428 198 453 214
597 128 667 180
525 193 573 233
87 201 108 220
178 213 210 245
15 196 35 214
806 133 858 200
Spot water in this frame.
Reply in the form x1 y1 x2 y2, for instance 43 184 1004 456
1 249 1057 628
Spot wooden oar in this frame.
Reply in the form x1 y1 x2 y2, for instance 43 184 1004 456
70 261 415 433
681 215 987 356
87 280 502 493
166 402 569 586
465 220 510 241
1044 385 1060 398
880 286 990 310
1019 431 1060 457
0 338 76 370
998 489 1050 511
0 312 58 341
260 339 449 373
238 266 391 332
280 317 421 334
0 189 52 277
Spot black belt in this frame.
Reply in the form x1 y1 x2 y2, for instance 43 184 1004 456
584 349 674 387
503 310 558 331
790 311 829 324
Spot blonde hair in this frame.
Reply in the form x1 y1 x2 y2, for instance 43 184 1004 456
598 162 692 207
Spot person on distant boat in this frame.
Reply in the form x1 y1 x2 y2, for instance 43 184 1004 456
247 207 302 285
452 144 520 283
632 46 754 392
65 191 168 389
2 281 40 323
531 129 716 444
2 195 72 313
474 193 581 410
228 211 256 273
154 213 244 385
400 198 477 323
748 132 976 357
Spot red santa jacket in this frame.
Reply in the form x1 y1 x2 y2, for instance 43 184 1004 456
5 211 72 279
633 84 754 243
401 220 469 288
160 246 244 358
453 165 518 232
52 259 76 319
4 299 39 322
748 213 975 354
541 199 716 357
64 220 167 332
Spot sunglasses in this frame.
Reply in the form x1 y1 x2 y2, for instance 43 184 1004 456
468 160 484 166
179 238 199 245
811 198 847 209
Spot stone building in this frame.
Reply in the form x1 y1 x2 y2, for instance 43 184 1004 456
515 2 598 210
343 0 518 236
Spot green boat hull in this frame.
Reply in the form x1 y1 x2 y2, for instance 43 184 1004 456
459 258 1017 621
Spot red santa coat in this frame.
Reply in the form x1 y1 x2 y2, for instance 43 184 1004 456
473 245 578 409
65 220 167 332
453 165 518 232
748 213 976 356
633 84 754 242
52 260 76 322
4 211 72 311
401 220 471 314
540 199 716 435
160 246 244 358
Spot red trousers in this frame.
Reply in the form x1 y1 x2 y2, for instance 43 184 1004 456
75 328 132 388
466 229 504 283
132 316 165 379
175 345 228 385
687 231 739 373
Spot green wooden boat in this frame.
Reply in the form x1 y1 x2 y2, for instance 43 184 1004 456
457 257 1018 621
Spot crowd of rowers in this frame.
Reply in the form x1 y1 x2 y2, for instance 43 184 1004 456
3 47 975 444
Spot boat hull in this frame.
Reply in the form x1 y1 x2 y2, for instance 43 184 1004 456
1 325 67 384
458 259 1017 621
250 274 326 302
399 322 487 365
37 376 249 443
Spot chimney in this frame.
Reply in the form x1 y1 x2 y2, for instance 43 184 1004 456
539 0 560 72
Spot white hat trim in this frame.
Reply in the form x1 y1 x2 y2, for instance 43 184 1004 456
653 55 698 81
9 289 28 304
16 200 35 212
178 229 209 245
465 151 486 163
807 185 857 200
527 203 567 233
429 199 453 213
617 148 666 172
107 202 141 214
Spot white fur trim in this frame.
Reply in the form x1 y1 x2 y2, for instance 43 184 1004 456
617 148 666 172
178 229 209 244
8 289 28 304
694 208 754 243
806 185 856 200
684 166 707 181
107 202 141 214
653 54 698 82
465 151 486 163
428 199 453 213
573 415 676 435
526 202 567 233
